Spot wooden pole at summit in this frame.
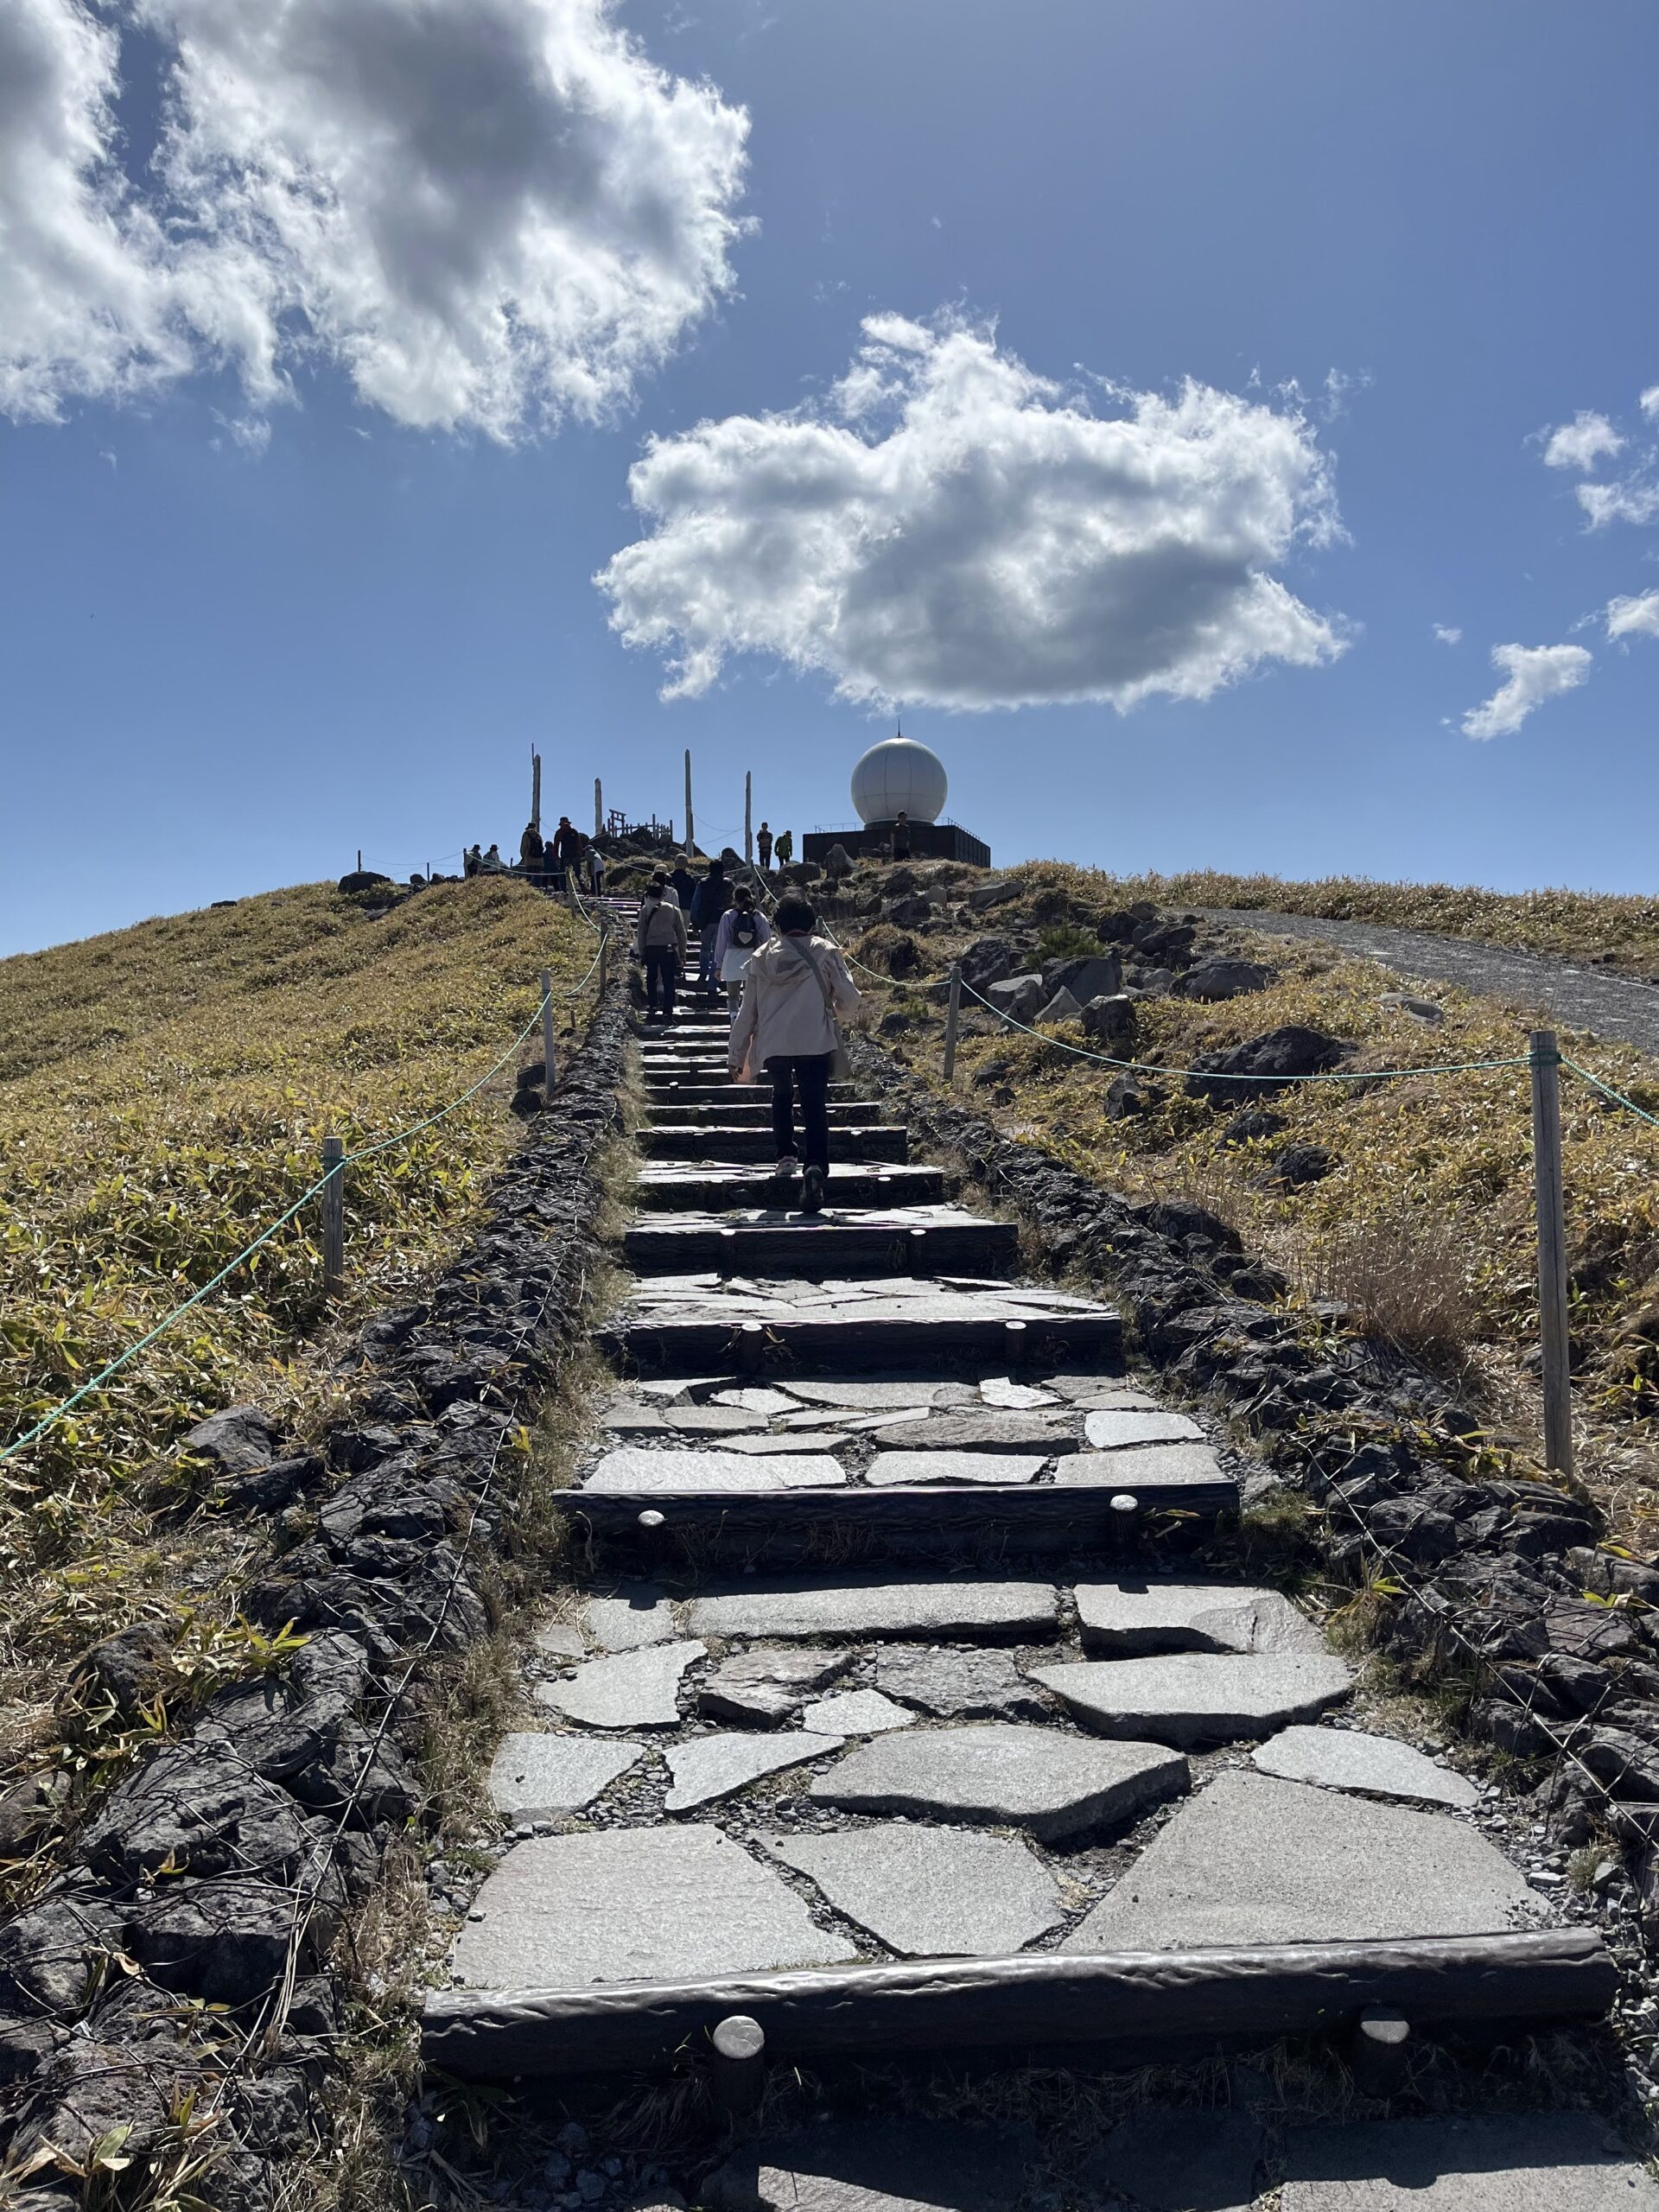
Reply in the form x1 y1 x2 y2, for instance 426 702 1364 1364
531 749 542 835
594 779 602 841
684 750 695 854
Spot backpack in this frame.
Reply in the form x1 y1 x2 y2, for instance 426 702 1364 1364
731 911 758 948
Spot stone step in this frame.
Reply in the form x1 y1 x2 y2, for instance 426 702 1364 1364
638 1124 910 1163
645 1100 887 1127
600 1286 1120 1372
565 1470 1236 1556
423 1924 1614 2081
632 1163 946 1211
638 1081 859 1103
622 1209 1017 1278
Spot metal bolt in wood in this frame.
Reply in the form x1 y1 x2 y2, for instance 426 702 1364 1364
709 2013 765 2115
1351 2005 1411 2096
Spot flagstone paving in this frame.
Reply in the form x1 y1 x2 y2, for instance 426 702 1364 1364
431 996 1608 2209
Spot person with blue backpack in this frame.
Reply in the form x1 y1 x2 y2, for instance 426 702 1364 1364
688 858 734 988
713 883 771 1011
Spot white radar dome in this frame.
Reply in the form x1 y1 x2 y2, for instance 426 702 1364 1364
850 735 948 826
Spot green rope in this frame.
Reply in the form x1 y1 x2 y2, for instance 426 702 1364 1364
1 980 572 1469
1562 1057 1659 1130
955 976 1531 1083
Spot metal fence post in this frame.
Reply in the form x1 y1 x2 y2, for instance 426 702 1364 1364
1529 1029 1573 1475
321 1134 346 1301
539 968 556 1106
943 961 963 1084
599 919 610 995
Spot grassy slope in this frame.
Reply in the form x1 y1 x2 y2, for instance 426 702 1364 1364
855 860 1659 1549
0 876 597 1777
1116 869 1659 974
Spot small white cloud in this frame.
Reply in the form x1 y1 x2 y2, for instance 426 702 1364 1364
1579 478 1659 528
98 448 116 469
1607 588 1659 643
1460 641 1592 741
597 311 1348 712
1642 385 1659 420
1542 410 1624 471
1432 623 1462 645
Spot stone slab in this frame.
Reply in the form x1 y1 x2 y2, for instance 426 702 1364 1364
1065 1770 1537 1951
1075 1582 1323 1656
721 1431 854 1454
1046 1377 1158 1407
782 1408 932 1430
875 1649 1051 1722
488 1734 645 1819
1280 2115 1659 2211
1031 1652 1352 1746
1251 1726 1480 1808
703 2120 1037 2212
1080 2107 1264 2212
779 1382 950 1409
664 1732 844 1811
809 1723 1189 1843
864 1452 1047 1488
583 1591 679 1651
687 1579 1061 1643
1084 1408 1205 1448
1052 1443 1226 1488
766 1824 1065 1956
584 1449 845 1494
451 1826 857 1988
712 1389 804 1415
659 1406 771 1433
978 1378 1059 1409
532 1623 587 1660
701 1646 854 1726
872 1412 1080 1452
536 1641 705 1729
800 1690 917 1735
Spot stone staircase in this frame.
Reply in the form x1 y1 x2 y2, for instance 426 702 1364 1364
420 1002 1628 2206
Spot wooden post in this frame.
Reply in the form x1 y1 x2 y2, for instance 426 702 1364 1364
744 772 753 865
599 919 609 995
684 749 695 853
531 749 542 835
355 849 362 873
594 777 602 841
321 1135 346 1301
539 969 556 1105
943 961 963 1083
1530 1029 1573 1475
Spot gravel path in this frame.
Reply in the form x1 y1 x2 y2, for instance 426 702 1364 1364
1205 908 1659 1059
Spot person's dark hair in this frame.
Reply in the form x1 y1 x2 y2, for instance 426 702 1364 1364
707 858 726 877
734 884 755 909
648 873 666 893
775 897 816 933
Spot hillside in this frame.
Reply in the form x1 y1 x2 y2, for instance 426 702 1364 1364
0 876 597 1782
844 858 1659 1550
1119 869 1659 976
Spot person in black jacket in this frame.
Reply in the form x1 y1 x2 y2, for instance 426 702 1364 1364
519 822 544 883
668 855 698 912
688 860 732 988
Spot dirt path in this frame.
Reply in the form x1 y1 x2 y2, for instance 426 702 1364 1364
1205 907 1659 1057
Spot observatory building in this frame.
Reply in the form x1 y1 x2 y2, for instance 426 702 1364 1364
804 734 990 868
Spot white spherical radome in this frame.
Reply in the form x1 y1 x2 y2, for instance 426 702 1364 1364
850 736 948 826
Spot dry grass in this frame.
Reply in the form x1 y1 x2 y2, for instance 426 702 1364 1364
1110 867 1659 976
842 857 1659 1548
0 874 600 1878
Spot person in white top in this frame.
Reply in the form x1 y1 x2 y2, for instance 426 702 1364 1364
712 884 772 1011
728 896 862 1214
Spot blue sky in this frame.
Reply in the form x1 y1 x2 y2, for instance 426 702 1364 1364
3 0 1657 958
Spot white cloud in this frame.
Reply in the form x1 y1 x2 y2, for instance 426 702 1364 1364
1 0 748 439
1578 478 1659 528
1642 385 1659 421
0 0 188 422
597 313 1347 710
1542 410 1623 472
1607 589 1659 643
1460 642 1592 741
1433 624 1462 645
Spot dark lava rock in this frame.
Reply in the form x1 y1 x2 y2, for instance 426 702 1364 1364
82 1742 315 1882
1268 1142 1336 1189
0 1891 125 2016
214 1452 323 1511
181 1404 276 1475
1103 1073 1160 1118
1185 1026 1352 1105
66 1624 178 1717
1081 994 1135 1044
1178 957 1272 1001
124 1877 302 2005
1222 1108 1287 1147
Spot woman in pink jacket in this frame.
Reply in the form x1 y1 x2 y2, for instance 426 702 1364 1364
728 897 862 1214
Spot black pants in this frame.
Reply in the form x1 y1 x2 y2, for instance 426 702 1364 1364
644 949 677 1019
769 1053 831 1172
